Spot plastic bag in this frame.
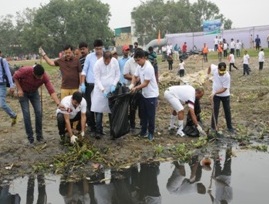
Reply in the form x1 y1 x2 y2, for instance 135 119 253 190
108 91 131 139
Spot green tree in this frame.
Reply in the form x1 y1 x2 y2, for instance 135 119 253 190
132 0 232 45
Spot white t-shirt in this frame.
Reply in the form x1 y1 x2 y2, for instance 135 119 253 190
123 57 138 86
243 54 250 64
235 42 242 49
210 64 230 97
230 41 235 49
56 95 87 119
166 85 195 109
228 54 235 63
214 38 219 45
258 51 265 62
134 60 159 98
179 61 185 70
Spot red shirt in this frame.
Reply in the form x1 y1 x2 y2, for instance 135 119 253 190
182 44 187 53
13 66 55 95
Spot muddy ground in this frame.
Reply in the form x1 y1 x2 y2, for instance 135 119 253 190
1 53 269 181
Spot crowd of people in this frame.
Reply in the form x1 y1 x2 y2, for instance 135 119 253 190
3 34 267 146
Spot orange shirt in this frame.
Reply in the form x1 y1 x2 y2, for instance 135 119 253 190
202 46 209 54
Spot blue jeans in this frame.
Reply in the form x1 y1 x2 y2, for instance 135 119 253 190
19 91 42 143
95 112 103 133
0 84 16 118
140 97 157 134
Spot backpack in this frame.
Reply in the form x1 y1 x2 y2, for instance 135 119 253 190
0 58 14 87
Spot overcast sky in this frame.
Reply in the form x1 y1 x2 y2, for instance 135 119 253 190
0 0 268 29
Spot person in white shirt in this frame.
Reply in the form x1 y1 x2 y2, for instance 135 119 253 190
228 51 238 72
258 48 265 70
242 50 250 75
124 57 141 133
214 36 219 51
235 39 242 57
178 59 185 77
207 62 235 134
129 49 159 140
91 51 120 138
163 85 205 137
56 91 87 144
229 38 235 55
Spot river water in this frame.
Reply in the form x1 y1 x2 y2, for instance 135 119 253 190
1 147 269 204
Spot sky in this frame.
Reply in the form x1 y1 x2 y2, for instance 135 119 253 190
0 0 268 29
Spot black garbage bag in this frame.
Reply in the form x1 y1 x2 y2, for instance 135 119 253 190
108 85 131 139
183 99 201 137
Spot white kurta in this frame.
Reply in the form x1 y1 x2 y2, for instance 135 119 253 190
91 57 120 113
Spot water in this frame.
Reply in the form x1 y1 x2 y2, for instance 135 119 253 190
1 148 269 204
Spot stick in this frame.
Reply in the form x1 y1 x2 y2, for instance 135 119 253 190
39 55 43 113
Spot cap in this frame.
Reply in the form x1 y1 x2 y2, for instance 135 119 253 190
122 45 130 51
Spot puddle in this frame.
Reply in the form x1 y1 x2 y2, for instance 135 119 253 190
1 148 269 204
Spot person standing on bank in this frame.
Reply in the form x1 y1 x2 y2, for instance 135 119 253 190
39 45 81 99
0 51 17 126
13 64 61 145
91 51 120 139
207 62 235 134
258 48 265 70
56 91 87 144
129 49 159 141
80 39 104 134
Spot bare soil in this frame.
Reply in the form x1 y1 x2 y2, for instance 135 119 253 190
1 54 269 181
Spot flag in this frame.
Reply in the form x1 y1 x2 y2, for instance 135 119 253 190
157 30 161 45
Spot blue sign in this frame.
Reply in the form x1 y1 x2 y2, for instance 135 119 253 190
203 19 221 35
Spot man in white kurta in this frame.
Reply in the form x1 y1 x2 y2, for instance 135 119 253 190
91 51 120 137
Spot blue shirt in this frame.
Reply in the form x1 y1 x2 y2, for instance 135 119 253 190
81 52 98 83
118 56 130 85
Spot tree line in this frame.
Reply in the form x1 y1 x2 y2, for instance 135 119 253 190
0 0 232 57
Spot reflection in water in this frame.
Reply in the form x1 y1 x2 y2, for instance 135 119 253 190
167 155 206 196
0 185 21 203
2 147 269 203
26 174 47 204
208 147 233 204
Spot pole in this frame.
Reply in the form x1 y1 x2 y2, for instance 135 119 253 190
39 54 43 113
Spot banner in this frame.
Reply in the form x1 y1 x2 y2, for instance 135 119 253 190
203 19 221 35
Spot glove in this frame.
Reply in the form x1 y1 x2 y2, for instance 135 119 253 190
81 131 85 137
128 84 134 90
80 83 86 93
39 47 46 56
103 91 109 98
197 124 207 136
70 135 78 144
110 85 116 93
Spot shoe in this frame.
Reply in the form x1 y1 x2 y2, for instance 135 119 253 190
11 115 17 126
227 128 236 134
25 141 35 148
176 129 185 137
168 125 177 130
94 132 101 140
37 138 46 144
138 132 147 138
130 128 137 135
148 133 154 141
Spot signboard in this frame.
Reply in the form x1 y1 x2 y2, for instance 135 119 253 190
203 19 221 35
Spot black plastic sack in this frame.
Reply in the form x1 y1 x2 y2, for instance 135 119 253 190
108 88 131 139
183 99 201 137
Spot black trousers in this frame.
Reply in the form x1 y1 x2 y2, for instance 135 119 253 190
211 95 233 130
57 112 81 135
84 82 96 131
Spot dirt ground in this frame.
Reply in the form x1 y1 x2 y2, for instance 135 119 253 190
1 53 269 181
